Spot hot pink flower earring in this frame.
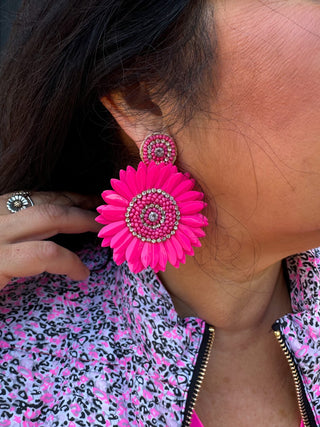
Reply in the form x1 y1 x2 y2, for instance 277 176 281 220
96 133 208 273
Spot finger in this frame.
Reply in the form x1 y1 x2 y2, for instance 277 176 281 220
2 204 102 243
0 241 90 288
31 192 102 210
0 191 102 215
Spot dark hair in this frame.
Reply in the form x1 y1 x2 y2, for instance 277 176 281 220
0 0 215 196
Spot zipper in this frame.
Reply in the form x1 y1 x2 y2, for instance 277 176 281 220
183 322 315 427
273 326 315 427
183 323 215 427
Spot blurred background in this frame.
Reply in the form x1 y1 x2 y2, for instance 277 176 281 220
0 0 21 54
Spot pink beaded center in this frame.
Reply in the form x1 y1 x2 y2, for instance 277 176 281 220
125 189 180 243
140 134 177 165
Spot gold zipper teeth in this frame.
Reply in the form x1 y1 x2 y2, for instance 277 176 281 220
185 327 311 426
274 330 311 427
184 326 215 427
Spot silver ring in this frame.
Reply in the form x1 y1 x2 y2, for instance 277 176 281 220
6 191 34 213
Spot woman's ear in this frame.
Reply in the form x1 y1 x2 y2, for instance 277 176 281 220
100 86 163 150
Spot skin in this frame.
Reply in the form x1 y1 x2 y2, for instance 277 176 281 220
0 192 101 288
0 0 319 425
159 0 320 321
102 0 320 425
103 0 320 324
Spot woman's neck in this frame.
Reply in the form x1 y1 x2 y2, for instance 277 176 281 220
159 255 292 332
159 254 299 426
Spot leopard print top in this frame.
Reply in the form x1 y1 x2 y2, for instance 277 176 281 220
0 244 319 426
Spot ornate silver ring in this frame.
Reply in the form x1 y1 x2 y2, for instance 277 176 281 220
6 191 34 213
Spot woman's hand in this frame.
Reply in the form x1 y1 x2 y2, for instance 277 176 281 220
0 192 102 289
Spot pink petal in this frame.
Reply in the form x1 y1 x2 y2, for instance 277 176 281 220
146 163 159 188
203 215 209 227
126 237 141 264
141 242 152 268
175 230 194 256
136 162 147 193
130 258 145 274
157 242 168 271
95 214 108 225
170 235 184 261
180 214 208 228
179 253 186 265
98 221 127 238
178 224 202 247
163 172 184 194
111 178 133 200
164 238 179 268
149 243 159 270
102 192 129 207
167 164 178 174
97 205 126 215
171 179 195 198
179 201 207 215
155 164 178 189
192 228 206 238
101 190 115 200
113 249 126 265
112 231 134 264
125 166 138 196
96 205 126 222
101 236 112 247
96 206 105 215
110 227 132 249
154 164 170 188
176 191 204 203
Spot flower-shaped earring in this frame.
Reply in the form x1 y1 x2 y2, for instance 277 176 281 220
96 133 208 273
